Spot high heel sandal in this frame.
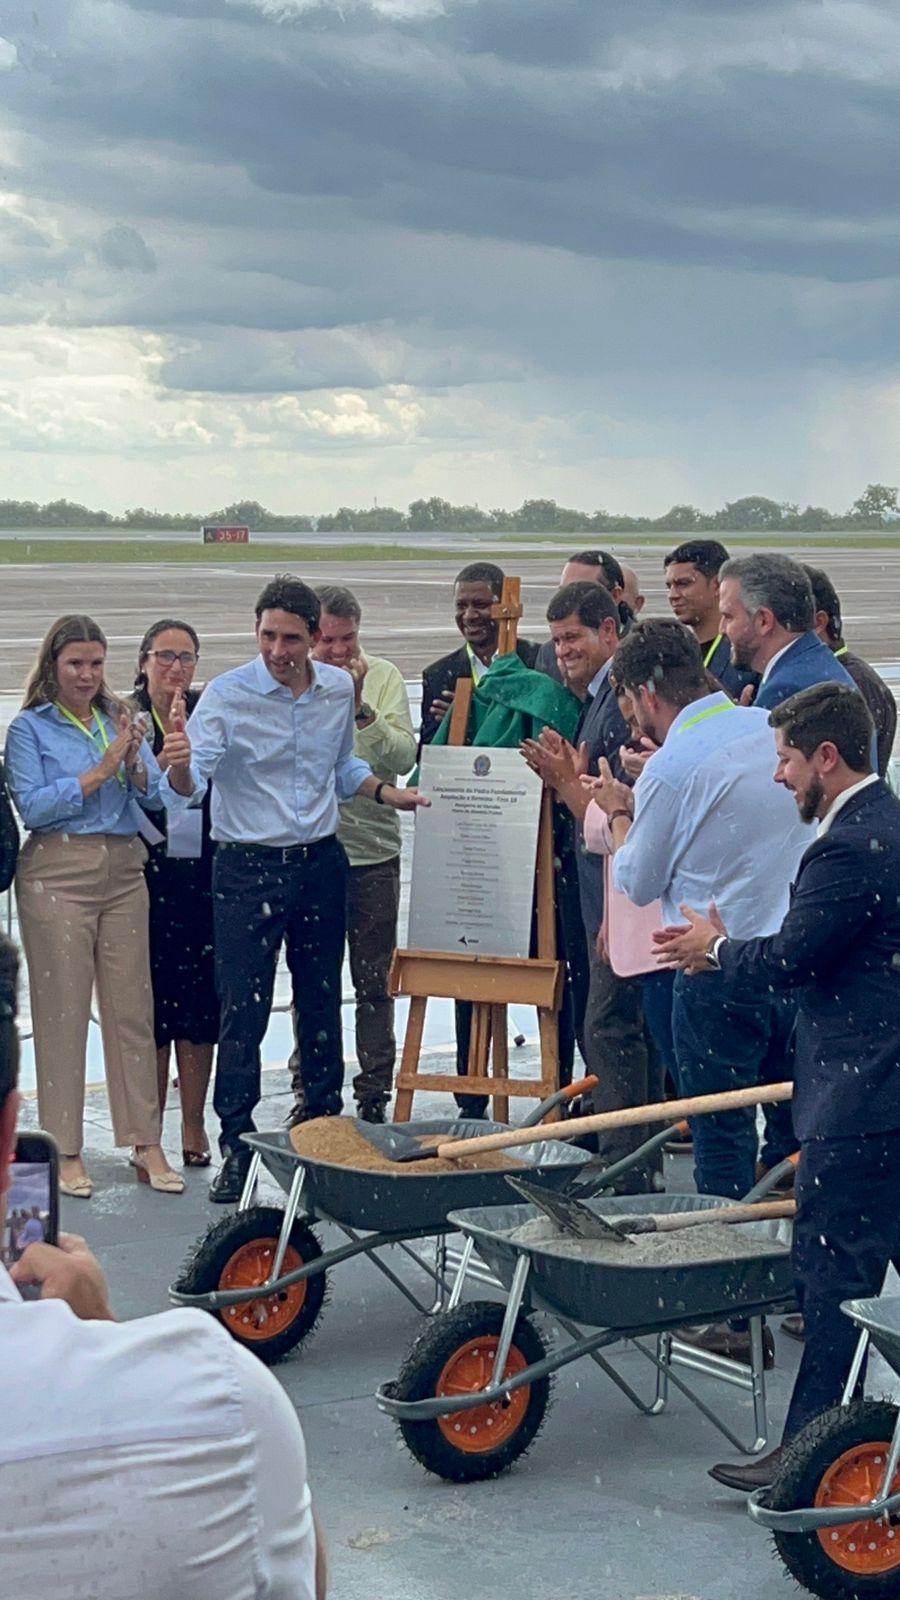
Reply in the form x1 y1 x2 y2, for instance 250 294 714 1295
181 1126 211 1168
60 1173 93 1199
130 1149 185 1194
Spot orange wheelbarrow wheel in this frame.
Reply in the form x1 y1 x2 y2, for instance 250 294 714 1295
392 1301 550 1483
175 1205 327 1365
770 1400 900 1599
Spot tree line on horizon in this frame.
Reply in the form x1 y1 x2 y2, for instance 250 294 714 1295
0 484 898 534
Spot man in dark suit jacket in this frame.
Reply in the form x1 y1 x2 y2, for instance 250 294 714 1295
419 562 538 748
655 683 900 1491
718 552 856 710
804 562 897 776
524 583 663 1190
533 549 629 683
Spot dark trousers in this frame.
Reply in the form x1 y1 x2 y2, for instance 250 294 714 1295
784 1131 900 1441
673 970 796 1200
212 839 347 1154
583 947 665 1192
289 855 400 1110
641 967 678 1092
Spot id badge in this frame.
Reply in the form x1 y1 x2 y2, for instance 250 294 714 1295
135 811 166 847
166 807 204 859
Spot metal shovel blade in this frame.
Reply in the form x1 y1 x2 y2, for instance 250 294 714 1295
505 1176 635 1244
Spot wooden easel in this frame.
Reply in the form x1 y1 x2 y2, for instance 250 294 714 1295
392 577 563 1123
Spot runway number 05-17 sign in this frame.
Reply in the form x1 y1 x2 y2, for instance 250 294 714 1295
407 747 543 960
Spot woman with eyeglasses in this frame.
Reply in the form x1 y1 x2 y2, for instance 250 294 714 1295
5 615 186 1197
131 620 218 1166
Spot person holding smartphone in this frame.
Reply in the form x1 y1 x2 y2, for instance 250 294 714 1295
0 932 325 1598
4 615 191 1198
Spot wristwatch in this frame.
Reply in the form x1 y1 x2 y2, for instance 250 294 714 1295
355 703 375 727
704 936 725 971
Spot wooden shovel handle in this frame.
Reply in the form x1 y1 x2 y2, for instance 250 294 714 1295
651 1200 794 1234
434 1081 793 1161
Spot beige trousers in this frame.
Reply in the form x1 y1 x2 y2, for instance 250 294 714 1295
16 833 162 1153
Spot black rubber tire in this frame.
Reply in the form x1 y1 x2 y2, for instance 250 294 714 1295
174 1205 326 1365
769 1400 900 1600
391 1300 551 1483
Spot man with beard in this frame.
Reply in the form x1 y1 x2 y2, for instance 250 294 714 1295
654 683 900 1491
594 620 810 1223
717 553 855 710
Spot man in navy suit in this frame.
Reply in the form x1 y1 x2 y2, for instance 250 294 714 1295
718 552 856 710
717 553 859 1175
655 683 900 1490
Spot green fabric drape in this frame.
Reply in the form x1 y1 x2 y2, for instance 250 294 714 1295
429 652 581 750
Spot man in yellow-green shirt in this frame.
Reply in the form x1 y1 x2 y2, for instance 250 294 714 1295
288 584 417 1121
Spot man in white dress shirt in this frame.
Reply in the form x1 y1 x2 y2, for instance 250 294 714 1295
0 933 324 1599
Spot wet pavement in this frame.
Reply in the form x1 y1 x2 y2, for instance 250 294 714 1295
5 545 900 1597
18 1064 811 1600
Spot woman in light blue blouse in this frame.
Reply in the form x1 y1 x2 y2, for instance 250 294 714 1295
5 615 184 1198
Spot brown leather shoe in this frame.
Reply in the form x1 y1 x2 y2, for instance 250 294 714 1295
780 1313 805 1342
677 1320 775 1370
709 1446 783 1492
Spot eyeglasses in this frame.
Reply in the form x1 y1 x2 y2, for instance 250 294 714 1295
148 650 198 666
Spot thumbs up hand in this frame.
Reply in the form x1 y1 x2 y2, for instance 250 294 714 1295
161 692 192 776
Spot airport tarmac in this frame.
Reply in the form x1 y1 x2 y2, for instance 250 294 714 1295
0 542 898 690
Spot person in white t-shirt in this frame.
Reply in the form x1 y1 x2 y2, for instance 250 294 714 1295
0 933 325 1600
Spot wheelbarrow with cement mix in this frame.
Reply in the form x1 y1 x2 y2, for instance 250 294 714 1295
748 1295 900 1600
168 1077 597 1364
376 1083 799 1483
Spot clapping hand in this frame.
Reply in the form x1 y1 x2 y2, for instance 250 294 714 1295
520 727 587 791
99 713 134 781
618 737 657 781
579 756 633 818
653 902 726 973
346 653 369 706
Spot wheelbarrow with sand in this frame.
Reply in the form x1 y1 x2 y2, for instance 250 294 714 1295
168 1077 598 1363
376 1082 800 1482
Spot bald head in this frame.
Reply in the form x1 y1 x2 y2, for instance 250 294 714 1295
620 563 645 615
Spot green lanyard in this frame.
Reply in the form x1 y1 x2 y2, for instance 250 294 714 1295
702 634 722 669
55 702 125 786
834 644 848 659
676 700 738 735
151 705 168 739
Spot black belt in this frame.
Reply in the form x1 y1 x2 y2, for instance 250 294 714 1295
219 836 337 865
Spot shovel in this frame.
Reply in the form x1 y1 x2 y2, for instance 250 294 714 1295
390 1081 793 1164
505 1175 793 1248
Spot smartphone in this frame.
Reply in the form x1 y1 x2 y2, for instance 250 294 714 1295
2 1132 59 1277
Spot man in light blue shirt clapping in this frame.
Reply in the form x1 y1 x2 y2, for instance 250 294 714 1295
165 576 429 1203
592 620 811 1209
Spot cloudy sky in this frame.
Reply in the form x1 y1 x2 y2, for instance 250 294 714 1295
1 0 899 515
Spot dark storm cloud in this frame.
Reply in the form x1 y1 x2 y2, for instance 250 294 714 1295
2 0 900 401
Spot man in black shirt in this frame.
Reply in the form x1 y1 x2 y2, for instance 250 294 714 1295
664 539 758 701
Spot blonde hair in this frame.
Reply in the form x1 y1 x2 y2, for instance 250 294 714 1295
22 615 124 715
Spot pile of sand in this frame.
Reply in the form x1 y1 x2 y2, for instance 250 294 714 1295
507 1214 787 1266
288 1116 524 1175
